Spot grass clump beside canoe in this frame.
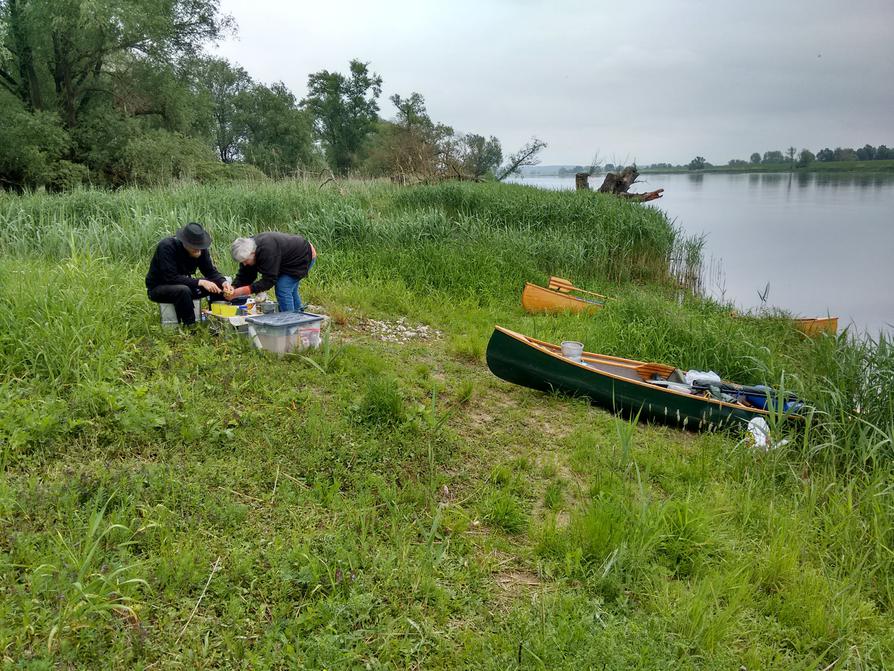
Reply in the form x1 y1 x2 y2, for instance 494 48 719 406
0 180 892 668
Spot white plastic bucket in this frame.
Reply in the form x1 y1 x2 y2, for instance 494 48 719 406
560 340 584 362
159 300 201 327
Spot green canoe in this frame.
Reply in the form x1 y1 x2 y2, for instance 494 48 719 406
486 326 777 431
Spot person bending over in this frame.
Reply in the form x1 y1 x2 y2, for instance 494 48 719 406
226 232 316 312
146 222 231 325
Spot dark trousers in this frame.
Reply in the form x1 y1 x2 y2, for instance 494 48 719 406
148 284 216 325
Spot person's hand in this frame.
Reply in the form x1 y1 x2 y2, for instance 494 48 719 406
199 279 221 293
222 281 234 294
225 285 250 299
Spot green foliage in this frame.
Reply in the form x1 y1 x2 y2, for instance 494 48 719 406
0 0 227 124
0 0 232 190
237 83 320 177
797 148 816 167
192 57 254 162
361 92 455 178
0 95 79 191
496 137 547 181
461 133 502 179
303 59 383 174
192 161 268 184
122 130 217 186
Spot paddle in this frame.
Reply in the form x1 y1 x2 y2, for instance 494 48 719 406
579 353 676 382
525 332 676 382
634 362 677 381
548 276 613 301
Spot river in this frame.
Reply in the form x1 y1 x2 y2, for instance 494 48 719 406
508 173 894 336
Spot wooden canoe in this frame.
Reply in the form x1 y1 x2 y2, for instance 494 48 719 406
486 326 794 430
794 316 838 337
521 282 604 314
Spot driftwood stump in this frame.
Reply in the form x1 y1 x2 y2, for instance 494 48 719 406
597 166 664 202
575 172 590 190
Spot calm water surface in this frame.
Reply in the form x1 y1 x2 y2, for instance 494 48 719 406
510 173 894 335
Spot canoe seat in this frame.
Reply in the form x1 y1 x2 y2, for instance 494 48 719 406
583 360 643 381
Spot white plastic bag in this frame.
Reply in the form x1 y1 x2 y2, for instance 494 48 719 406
746 417 789 451
684 369 722 386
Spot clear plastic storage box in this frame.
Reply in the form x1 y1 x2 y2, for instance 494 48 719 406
246 311 324 355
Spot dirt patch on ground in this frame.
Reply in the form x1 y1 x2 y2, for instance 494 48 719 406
460 383 579 447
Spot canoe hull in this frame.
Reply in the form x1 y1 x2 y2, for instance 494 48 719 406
521 282 603 314
795 317 838 337
486 326 766 431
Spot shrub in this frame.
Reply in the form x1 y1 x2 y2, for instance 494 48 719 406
121 130 217 186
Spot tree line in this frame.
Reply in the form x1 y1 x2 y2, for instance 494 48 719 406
685 144 892 171
0 0 543 191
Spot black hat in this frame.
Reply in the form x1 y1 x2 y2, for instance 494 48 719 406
175 222 212 250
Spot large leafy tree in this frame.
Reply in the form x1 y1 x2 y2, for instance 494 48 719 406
833 147 857 161
302 59 382 175
460 133 502 179
796 148 815 167
236 82 318 178
189 56 252 162
1 0 230 188
375 92 440 176
855 144 876 161
0 0 230 128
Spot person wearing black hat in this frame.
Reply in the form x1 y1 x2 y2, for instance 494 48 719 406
145 222 231 326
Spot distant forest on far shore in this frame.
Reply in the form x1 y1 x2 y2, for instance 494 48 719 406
523 144 894 177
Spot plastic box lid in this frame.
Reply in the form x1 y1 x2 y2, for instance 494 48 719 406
246 311 324 328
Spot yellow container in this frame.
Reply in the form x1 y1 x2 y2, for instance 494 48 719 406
211 302 239 317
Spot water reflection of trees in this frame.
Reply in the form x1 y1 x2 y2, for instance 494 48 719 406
686 173 704 188
812 172 892 189
759 173 786 186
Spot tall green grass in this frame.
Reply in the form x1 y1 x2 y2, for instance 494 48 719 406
0 180 891 667
0 181 689 287
0 180 890 470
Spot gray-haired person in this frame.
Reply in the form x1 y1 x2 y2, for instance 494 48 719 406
224 232 317 311
145 222 233 325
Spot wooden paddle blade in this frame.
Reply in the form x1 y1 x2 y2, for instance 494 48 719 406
548 276 575 293
635 362 677 382
548 275 613 301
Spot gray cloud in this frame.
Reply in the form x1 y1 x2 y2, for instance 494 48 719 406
214 0 894 164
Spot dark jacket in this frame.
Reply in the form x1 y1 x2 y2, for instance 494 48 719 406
233 232 314 293
145 237 226 291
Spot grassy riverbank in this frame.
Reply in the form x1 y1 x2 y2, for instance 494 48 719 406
1 181 892 668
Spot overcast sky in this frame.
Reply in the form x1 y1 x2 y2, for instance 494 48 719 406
213 0 894 165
